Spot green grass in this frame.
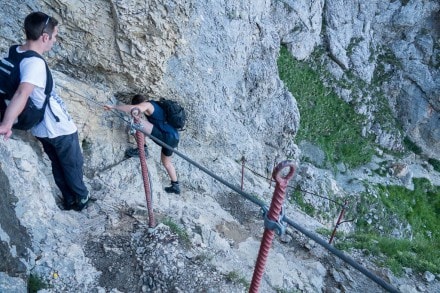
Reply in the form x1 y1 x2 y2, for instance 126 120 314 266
277 45 439 275
28 274 48 293
225 271 249 288
162 217 191 247
403 136 423 155
338 178 440 275
379 178 440 239
277 46 376 169
428 158 440 172
289 189 316 216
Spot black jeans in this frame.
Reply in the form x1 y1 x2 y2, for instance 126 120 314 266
37 132 88 205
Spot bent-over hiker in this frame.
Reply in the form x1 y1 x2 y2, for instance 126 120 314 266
104 94 181 194
0 12 90 211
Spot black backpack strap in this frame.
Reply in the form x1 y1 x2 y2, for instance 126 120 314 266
42 62 59 122
10 45 59 122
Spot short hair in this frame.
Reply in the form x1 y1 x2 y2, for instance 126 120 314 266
131 94 148 105
24 12 59 41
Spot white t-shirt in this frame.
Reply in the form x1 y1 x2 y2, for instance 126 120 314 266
16 47 77 138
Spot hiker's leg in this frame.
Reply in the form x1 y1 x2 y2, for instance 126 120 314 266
149 126 178 182
50 132 89 202
153 131 180 194
161 152 177 182
37 136 76 206
138 118 154 134
160 132 179 182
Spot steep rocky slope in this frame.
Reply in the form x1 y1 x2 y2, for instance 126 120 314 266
1 0 439 292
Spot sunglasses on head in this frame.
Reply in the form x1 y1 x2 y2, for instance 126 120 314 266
40 16 50 36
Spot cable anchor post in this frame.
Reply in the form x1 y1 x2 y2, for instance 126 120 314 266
250 160 296 293
131 107 156 230
329 200 348 245
241 156 246 191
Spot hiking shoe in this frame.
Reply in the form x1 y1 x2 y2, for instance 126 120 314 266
165 182 180 194
125 145 149 158
62 201 76 211
75 194 90 211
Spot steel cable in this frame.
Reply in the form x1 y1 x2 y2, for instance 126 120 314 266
128 120 399 293
69 90 400 292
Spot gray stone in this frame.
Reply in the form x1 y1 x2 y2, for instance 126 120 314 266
0 273 26 293
424 271 436 283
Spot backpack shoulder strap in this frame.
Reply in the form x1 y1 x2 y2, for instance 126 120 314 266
9 45 53 94
8 45 57 121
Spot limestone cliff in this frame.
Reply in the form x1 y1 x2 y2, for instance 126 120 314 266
0 0 439 292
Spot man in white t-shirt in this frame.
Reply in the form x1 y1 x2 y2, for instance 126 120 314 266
0 12 90 211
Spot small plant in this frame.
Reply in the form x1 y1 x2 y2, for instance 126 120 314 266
162 217 191 247
428 158 440 172
225 271 249 288
403 136 423 155
372 161 389 177
315 227 333 237
28 274 48 293
347 37 364 55
289 189 316 216
275 288 301 293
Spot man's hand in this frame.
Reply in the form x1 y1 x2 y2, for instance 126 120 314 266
0 124 13 141
103 105 114 111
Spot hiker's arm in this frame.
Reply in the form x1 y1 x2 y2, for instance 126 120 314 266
104 102 151 114
0 82 35 140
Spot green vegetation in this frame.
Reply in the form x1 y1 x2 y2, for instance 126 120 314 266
225 271 249 288
290 189 316 216
403 137 440 172
338 178 440 275
347 37 364 55
28 274 48 293
403 136 423 155
277 45 440 276
275 288 301 293
162 217 191 247
315 227 336 238
277 46 376 169
428 158 440 172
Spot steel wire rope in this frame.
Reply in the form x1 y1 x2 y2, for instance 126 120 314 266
62 89 268 208
239 160 345 207
126 120 399 293
56 87 155 200
133 125 268 209
282 214 399 293
70 91 399 292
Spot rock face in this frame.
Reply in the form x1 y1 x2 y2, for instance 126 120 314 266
0 0 439 292
323 0 439 155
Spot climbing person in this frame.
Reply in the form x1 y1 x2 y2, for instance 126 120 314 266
104 94 181 194
0 12 90 211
